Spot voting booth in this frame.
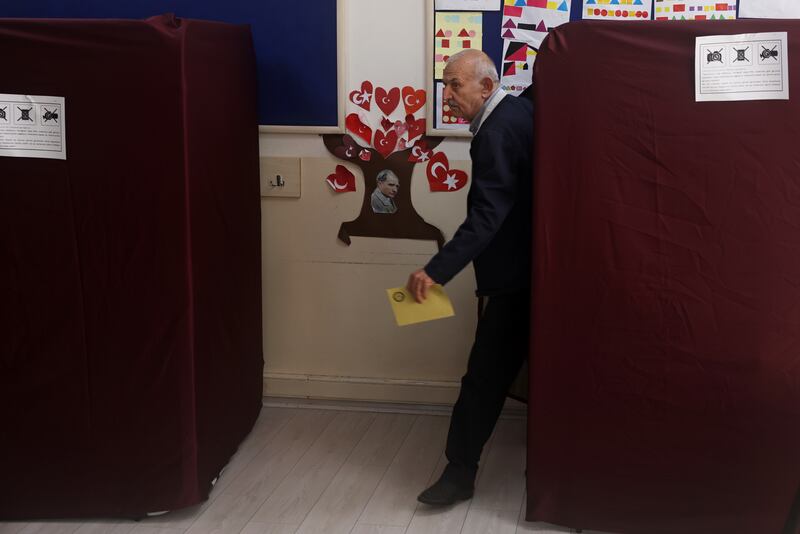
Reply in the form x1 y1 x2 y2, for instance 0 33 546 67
0 15 263 518
527 19 800 534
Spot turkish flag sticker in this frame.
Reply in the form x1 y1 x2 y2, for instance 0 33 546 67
326 165 356 192
426 151 468 192
401 86 426 115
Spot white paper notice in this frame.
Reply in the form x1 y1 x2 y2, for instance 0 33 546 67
0 94 66 160
740 0 800 19
435 0 499 10
695 33 789 102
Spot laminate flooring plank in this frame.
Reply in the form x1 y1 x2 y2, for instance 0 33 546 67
461 507 519 534
356 415 448 528
294 414 416 534
142 407 298 529
248 412 375 526
349 525 406 534
185 410 336 534
405 427 499 534
129 527 187 534
236 522 299 534
515 497 572 534
17 524 80 534
470 418 526 512
73 523 136 534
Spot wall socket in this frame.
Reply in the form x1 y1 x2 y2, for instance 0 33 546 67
260 157 301 198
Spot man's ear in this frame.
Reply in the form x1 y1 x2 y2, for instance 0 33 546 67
480 76 494 96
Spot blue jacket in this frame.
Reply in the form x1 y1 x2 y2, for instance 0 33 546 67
424 95 534 296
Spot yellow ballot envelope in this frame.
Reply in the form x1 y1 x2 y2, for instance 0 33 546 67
386 285 455 326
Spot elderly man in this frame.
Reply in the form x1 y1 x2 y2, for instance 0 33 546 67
407 49 534 505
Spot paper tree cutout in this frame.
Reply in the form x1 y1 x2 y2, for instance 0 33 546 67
324 81 471 248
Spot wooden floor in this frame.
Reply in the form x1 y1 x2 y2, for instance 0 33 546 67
0 403 610 534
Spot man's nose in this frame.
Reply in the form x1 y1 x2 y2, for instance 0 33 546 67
442 85 452 101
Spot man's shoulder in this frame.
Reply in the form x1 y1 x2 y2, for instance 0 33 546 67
493 95 533 123
474 95 533 142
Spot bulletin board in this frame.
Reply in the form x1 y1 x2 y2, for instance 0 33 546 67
1 0 345 132
426 0 744 136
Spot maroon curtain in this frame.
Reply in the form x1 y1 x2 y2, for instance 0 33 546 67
0 15 263 518
528 19 800 534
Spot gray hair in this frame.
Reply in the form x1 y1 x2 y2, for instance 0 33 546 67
447 49 499 83
376 169 398 184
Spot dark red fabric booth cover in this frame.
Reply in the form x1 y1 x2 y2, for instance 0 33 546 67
528 19 800 534
0 15 263 518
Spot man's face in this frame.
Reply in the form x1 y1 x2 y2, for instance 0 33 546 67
378 174 399 198
442 59 490 122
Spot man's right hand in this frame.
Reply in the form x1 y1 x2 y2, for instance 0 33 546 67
406 269 435 303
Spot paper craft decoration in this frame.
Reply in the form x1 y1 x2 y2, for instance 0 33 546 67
501 0 570 49
386 285 455 326
326 165 357 192
739 0 800 18
426 151 468 192
500 0 570 95
435 12 484 79
654 0 737 20
435 0 501 10
327 81 452 247
583 0 653 20
349 80 373 111
501 40 538 95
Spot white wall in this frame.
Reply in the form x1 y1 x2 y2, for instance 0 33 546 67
259 0 478 404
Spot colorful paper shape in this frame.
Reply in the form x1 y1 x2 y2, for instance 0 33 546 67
402 86 426 115
654 0 737 20
426 151 468 192
346 113 373 146
348 80 373 111
375 86 400 116
374 129 398 159
435 12 484 78
326 165 357 192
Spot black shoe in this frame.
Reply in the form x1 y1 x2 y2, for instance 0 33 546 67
417 474 474 506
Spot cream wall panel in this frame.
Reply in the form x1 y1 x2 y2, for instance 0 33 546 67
259 0 484 404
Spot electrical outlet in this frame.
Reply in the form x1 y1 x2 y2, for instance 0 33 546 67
260 157 301 198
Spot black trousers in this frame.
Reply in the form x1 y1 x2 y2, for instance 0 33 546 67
444 290 530 483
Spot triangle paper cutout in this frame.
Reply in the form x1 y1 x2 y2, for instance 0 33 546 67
515 0 526 5
536 20 547 32
504 62 517 76
503 18 517 28
503 28 516 38
458 28 470 37
436 29 445 37
506 42 528 62
558 1 568 11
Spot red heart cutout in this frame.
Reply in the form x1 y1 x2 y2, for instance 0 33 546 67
406 114 426 141
333 134 359 160
359 149 372 161
426 151 467 192
394 120 408 136
402 86 426 115
349 81 373 111
346 113 372 146
375 86 400 116
326 165 356 193
374 129 398 159
408 140 432 163
380 116 393 132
